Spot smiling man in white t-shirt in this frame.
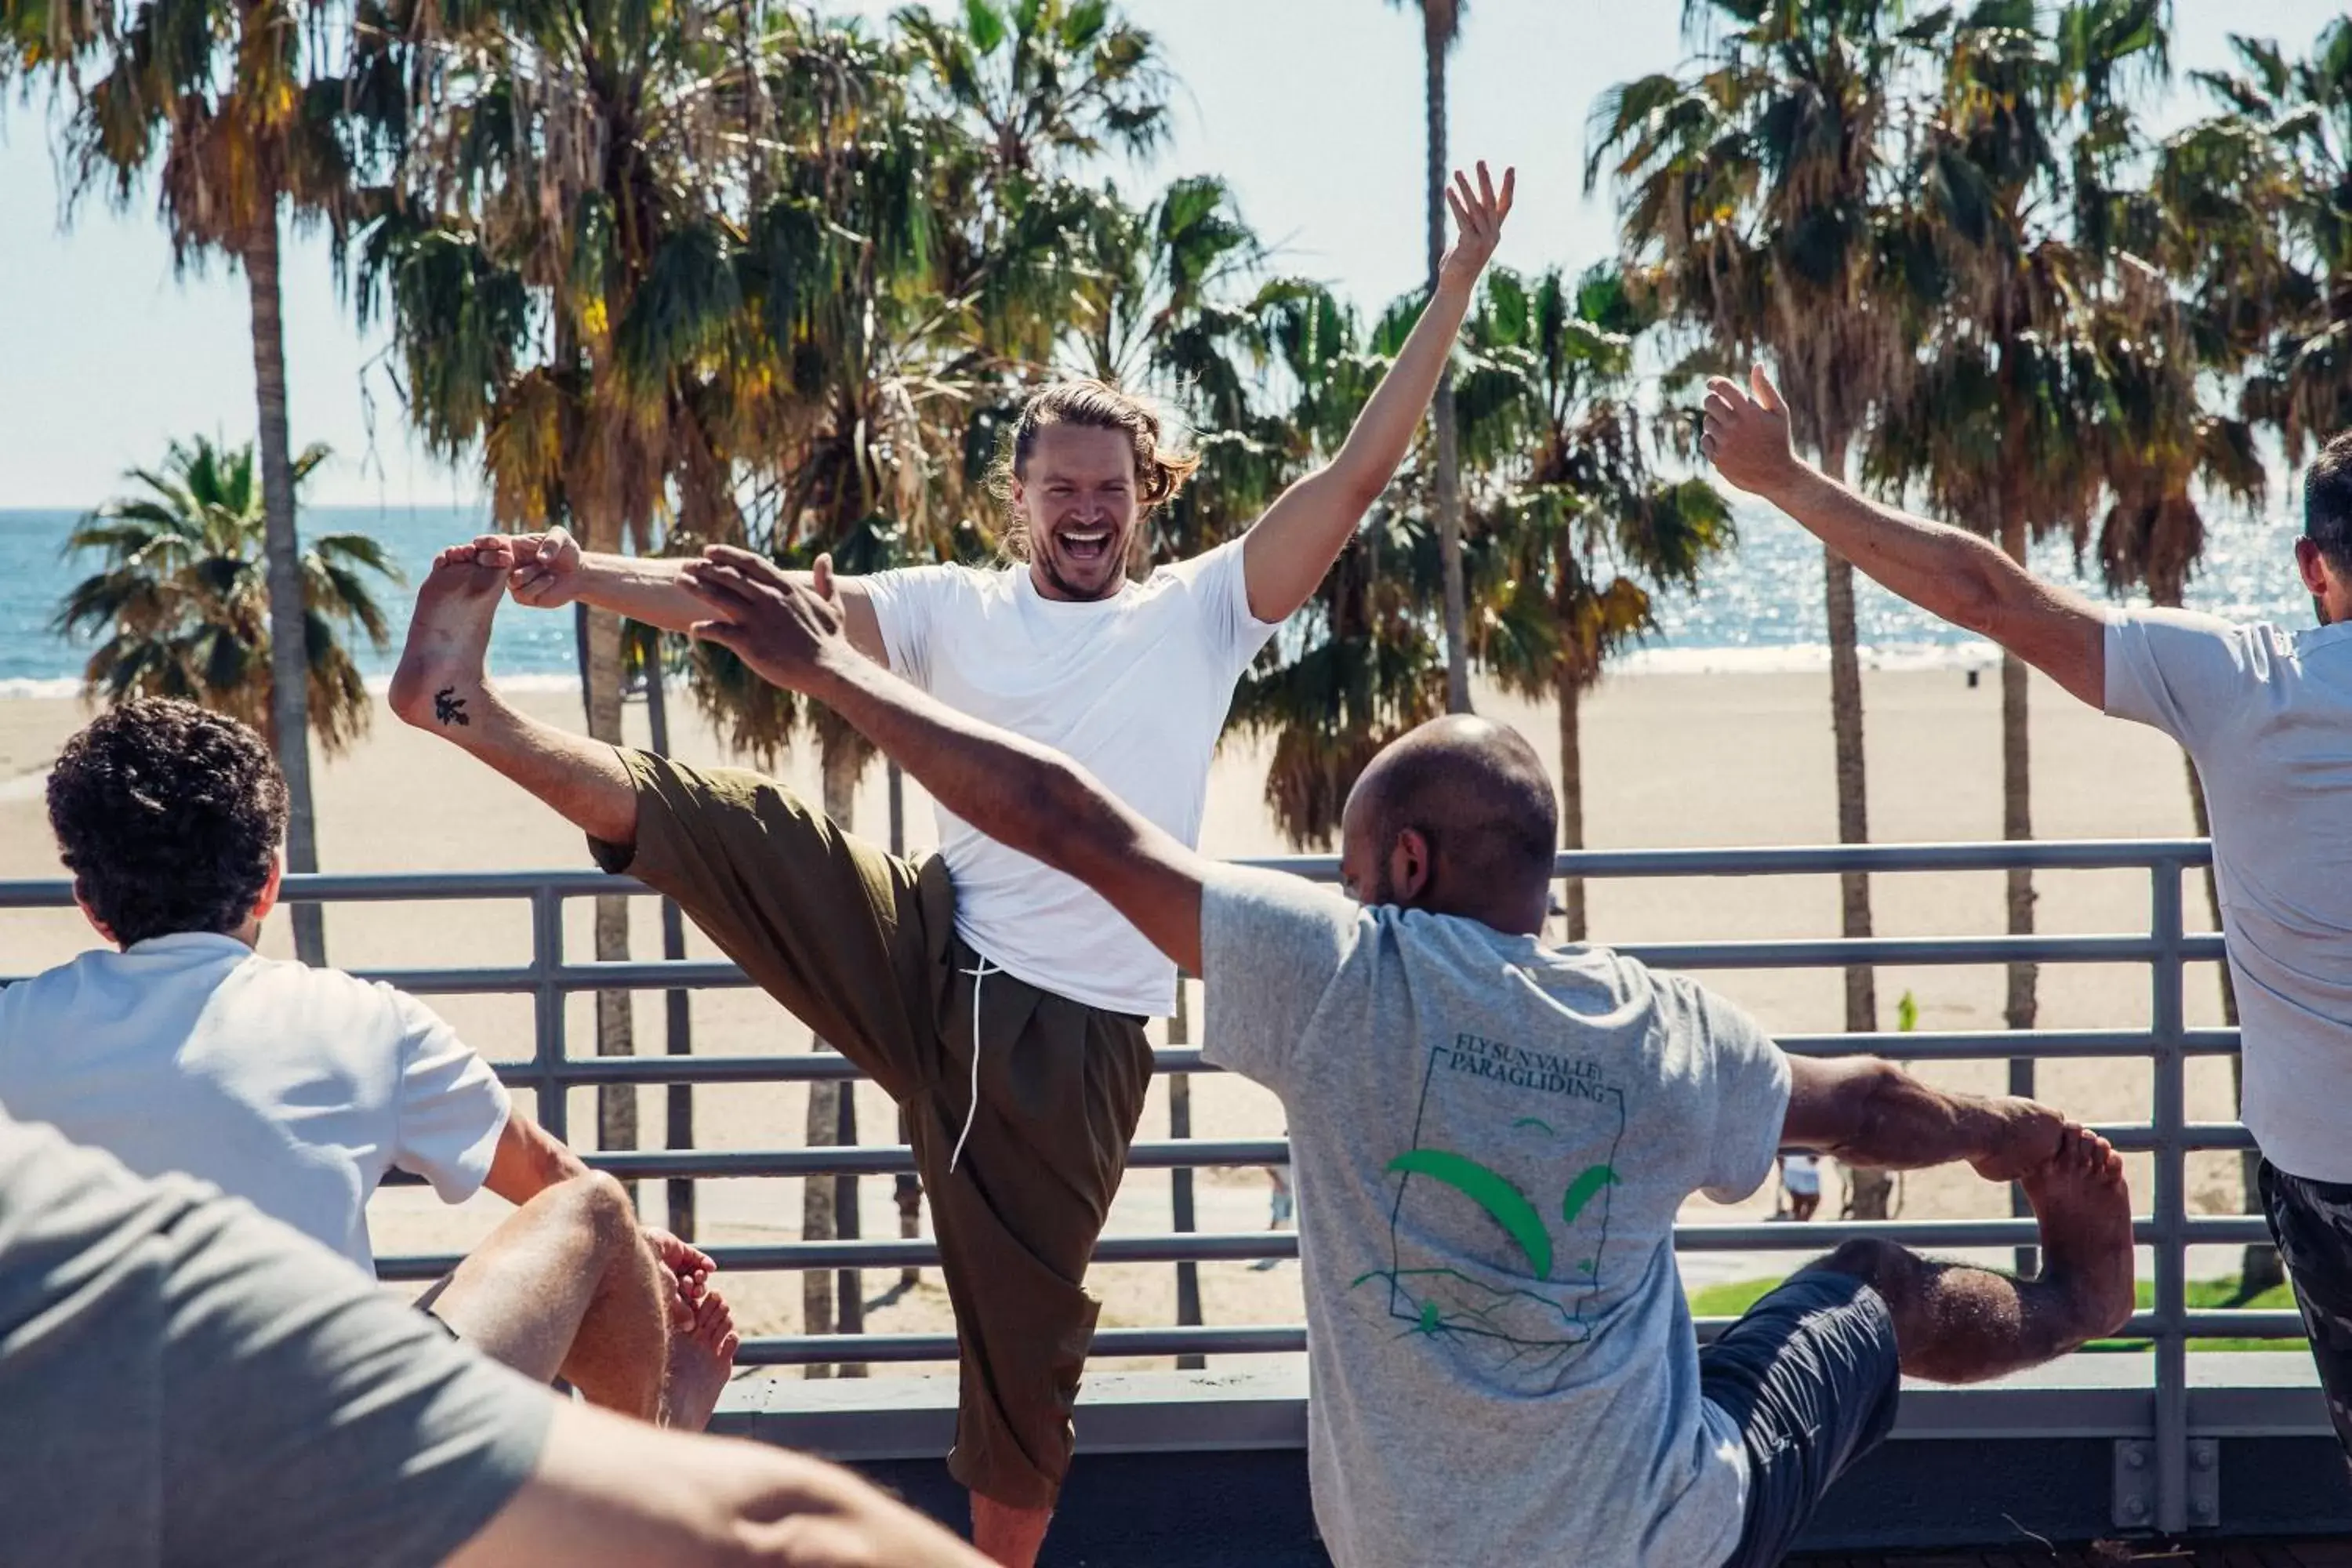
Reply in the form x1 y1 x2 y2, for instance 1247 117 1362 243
391 167 1513 1566
0 699 736 1431
1704 369 2352 1465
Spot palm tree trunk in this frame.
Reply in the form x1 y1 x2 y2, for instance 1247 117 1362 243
1558 662 1587 943
1423 5 1470 714
576 601 637 1187
1998 494 2038 1276
888 760 923 1290
803 735 865 1375
645 633 695 1243
1819 432 1888 1221
241 210 326 967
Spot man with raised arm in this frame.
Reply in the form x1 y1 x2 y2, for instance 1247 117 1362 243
393 166 1513 1565
635 547 2134 1568
1703 368 2352 1465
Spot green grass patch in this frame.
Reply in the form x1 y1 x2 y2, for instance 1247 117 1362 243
1690 1274 2304 1354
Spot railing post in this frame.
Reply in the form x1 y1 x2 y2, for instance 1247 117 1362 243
1170 978 1203 1371
2150 857 2190 1534
664 897 695 1241
532 886 568 1144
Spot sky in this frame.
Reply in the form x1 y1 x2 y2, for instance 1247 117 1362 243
0 0 2339 509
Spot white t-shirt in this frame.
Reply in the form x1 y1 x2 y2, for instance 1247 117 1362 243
2105 609 2352 1181
0 932 511 1272
862 539 1281 1015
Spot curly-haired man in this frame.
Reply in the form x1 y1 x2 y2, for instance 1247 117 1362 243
0 698 735 1431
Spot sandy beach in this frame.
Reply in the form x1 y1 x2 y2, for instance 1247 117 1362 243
0 660 2242 1379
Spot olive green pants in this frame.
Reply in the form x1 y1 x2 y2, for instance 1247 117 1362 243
590 750 1153 1508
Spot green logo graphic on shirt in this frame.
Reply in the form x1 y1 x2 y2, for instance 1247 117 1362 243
1349 1033 1628 1377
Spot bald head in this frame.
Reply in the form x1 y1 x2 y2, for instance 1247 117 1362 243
1340 716 1560 933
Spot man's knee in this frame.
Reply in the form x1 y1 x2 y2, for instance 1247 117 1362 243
536 1171 641 1257
1809 1238 1919 1303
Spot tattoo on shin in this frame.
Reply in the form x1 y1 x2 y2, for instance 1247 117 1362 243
434 687 470 727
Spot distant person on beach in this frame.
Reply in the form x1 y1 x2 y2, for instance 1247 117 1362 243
393 168 1514 1566
0 1110 987 1568
618 547 2136 1568
1705 368 2352 1462
0 698 735 1431
1779 1152 1822 1222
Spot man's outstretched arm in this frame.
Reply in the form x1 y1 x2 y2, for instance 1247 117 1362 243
1781 1054 2066 1180
1703 367 2108 710
485 526 890 664
677 549 1211 975
1238 164 1515 624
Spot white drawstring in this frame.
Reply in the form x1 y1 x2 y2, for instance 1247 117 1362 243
949 956 1004 1174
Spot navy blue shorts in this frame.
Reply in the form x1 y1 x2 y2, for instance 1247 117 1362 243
2259 1160 2352 1461
1700 1268 1903 1568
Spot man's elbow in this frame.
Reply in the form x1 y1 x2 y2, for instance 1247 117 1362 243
1832 1058 1909 1159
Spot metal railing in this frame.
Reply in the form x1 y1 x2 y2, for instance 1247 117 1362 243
0 838 2285 1533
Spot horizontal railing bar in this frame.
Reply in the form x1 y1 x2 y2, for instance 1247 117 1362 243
1777 1029 2241 1060
379 1231 1305 1281
382 1129 2270 1187
737 1326 1309 1366
1609 935 2227 970
465 1031 2252 1089
292 935 2233 1006
0 839 2223 915
376 1214 2280 1279
477 1139 1300 1181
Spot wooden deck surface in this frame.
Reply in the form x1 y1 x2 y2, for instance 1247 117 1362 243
1788 1541 2352 1566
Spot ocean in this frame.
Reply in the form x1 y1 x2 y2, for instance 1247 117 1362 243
0 499 2321 695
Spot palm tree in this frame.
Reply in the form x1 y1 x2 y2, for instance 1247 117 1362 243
1232 285 1453 845
1871 1 2169 1056
1464 265 1735 941
56 436 397 753
1386 0 1472 713
1590 0 1911 1085
361 0 866 1244
5 0 400 964
2201 21 2352 464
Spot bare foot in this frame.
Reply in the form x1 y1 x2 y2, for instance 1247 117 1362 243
659 1287 739 1432
2020 1124 2136 1340
389 544 511 733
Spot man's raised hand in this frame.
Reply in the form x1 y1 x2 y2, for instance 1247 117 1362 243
501 525 585 608
679 546 851 692
1701 365 1805 500
1437 162 1515 290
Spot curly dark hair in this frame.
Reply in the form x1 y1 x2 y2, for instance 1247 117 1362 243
47 699 288 946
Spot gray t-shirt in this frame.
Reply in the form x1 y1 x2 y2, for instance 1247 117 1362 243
2104 610 2352 1181
0 1112 551 1566
1202 866 1791 1568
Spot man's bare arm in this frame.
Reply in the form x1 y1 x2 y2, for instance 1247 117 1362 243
482 1112 590 1205
1782 1055 2067 1181
678 548 1211 975
1239 164 1514 623
1703 368 2108 709
448 1401 989 1567
495 527 889 664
